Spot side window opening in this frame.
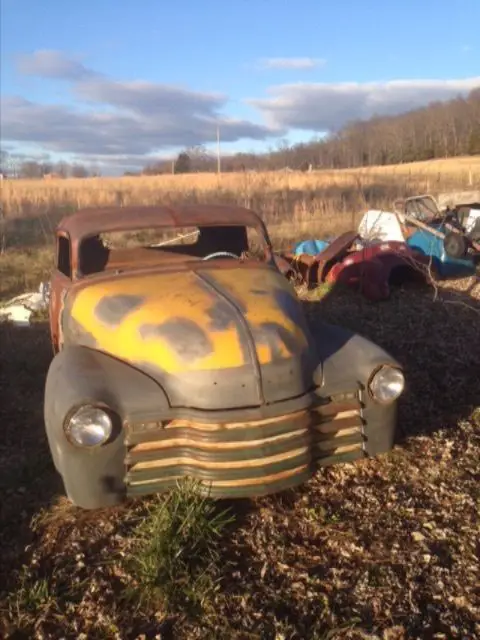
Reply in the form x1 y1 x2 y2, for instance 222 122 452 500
58 235 71 278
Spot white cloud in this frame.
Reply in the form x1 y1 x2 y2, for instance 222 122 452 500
257 57 326 70
1 95 276 156
2 51 282 168
74 78 226 118
6 49 480 174
247 77 480 131
15 49 97 80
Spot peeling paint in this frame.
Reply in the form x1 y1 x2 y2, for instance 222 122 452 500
252 322 301 361
95 295 144 326
139 318 213 363
206 300 236 331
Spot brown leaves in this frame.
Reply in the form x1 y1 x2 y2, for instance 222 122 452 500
1 275 480 638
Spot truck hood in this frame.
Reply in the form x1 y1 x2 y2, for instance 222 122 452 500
63 265 319 409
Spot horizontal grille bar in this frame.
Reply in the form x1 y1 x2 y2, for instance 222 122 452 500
125 411 312 446
126 452 310 485
126 430 310 465
124 394 365 498
126 465 314 499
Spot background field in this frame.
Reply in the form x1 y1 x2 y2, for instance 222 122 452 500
1 156 479 299
0 159 479 639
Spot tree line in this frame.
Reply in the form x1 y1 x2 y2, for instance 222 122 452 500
0 154 99 179
2 88 478 178
142 87 480 175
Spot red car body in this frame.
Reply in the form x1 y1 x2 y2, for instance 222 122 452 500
275 231 433 301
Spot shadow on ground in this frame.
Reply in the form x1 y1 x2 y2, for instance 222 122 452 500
0 322 61 580
0 276 479 639
303 277 480 441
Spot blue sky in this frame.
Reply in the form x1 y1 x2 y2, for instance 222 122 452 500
1 0 479 173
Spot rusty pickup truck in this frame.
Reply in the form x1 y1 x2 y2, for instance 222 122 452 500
44 204 405 509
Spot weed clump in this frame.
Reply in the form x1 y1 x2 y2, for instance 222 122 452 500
125 479 234 614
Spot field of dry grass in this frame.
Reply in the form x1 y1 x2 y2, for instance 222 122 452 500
3 155 479 216
0 158 479 638
1 156 479 256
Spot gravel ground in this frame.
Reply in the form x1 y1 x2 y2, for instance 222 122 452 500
0 275 479 640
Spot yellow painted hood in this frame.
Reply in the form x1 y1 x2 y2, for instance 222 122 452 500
63 265 318 408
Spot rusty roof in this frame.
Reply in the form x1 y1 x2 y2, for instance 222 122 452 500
58 203 267 240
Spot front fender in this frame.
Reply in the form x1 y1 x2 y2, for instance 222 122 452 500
44 346 169 508
313 321 403 456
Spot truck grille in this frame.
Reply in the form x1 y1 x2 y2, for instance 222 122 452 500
124 394 365 499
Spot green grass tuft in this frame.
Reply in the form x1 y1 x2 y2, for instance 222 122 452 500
124 479 235 615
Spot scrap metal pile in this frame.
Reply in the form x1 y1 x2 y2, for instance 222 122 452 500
274 194 480 301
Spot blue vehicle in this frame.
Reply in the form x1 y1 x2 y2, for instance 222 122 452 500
396 195 480 279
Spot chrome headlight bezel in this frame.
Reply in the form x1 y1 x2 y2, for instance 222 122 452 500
64 404 113 448
368 365 405 404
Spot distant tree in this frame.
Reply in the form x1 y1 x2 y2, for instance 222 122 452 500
142 158 172 175
174 151 192 174
55 161 70 178
185 144 216 172
71 164 90 178
19 161 43 179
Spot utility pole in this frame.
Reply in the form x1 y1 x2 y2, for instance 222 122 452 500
216 123 221 174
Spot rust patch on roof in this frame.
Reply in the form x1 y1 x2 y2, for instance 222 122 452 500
58 203 270 243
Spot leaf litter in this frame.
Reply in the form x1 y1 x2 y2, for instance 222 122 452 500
0 275 479 639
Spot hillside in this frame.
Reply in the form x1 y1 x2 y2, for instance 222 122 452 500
2 90 479 180
142 88 480 175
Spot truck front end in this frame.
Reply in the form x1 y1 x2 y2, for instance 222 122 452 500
44 264 404 509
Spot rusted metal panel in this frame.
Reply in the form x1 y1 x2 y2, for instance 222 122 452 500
55 204 275 281
274 231 359 289
49 231 72 352
276 236 434 300
58 203 271 244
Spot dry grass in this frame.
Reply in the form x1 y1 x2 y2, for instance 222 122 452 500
0 248 54 301
1 157 479 254
3 156 480 214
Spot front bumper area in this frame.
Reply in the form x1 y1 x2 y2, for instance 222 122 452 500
124 393 366 499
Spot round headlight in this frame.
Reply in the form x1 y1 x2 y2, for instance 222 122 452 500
65 405 113 447
369 366 405 404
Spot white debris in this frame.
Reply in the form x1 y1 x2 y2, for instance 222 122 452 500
464 207 480 233
0 281 50 326
357 209 406 245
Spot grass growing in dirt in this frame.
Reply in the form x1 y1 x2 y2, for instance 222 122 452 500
125 480 234 613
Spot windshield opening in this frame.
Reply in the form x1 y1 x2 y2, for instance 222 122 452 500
78 223 268 276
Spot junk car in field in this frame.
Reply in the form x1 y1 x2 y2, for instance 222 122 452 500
276 194 480 298
274 231 434 301
44 204 405 509
393 194 480 277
